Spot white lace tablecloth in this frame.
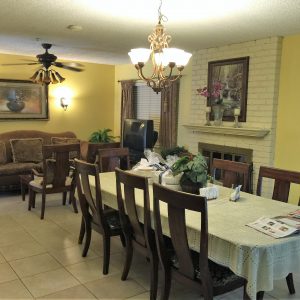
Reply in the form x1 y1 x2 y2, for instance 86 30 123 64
97 172 300 299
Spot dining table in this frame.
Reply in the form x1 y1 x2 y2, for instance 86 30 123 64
94 171 300 299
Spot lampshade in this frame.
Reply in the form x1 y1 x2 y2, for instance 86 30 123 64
128 48 151 64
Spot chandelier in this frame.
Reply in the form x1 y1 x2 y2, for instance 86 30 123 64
29 69 65 85
128 0 192 93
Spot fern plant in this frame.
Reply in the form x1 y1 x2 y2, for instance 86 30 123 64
89 128 116 143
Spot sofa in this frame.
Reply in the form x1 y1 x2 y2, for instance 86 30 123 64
0 130 77 191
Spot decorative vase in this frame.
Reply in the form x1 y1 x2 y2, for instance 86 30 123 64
180 178 203 195
7 100 25 112
212 105 224 126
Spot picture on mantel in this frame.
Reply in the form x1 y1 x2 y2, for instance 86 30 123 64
207 56 249 122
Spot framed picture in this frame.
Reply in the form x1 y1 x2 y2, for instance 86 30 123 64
207 57 249 122
0 79 48 120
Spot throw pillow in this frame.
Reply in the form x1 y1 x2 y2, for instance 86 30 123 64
0 142 7 164
10 138 43 163
51 137 80 159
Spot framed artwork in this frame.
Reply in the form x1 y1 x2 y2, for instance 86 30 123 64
207 56 249 122
0 79 48 120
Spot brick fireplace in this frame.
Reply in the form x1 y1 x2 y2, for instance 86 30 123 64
180 37 282 196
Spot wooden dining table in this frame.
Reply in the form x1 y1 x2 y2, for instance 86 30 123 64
93 171 300 299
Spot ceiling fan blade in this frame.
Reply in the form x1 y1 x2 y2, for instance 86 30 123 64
0 62 40 66
52 62 84 72
58 62 84 68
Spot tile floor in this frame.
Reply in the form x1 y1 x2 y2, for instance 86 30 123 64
0 192 299 299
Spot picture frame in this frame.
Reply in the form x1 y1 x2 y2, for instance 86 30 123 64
207 56 249 122
0 79 48 120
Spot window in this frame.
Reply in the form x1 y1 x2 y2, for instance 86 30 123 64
133 83 161 148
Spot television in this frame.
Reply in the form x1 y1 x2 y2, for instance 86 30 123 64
122 119 158 163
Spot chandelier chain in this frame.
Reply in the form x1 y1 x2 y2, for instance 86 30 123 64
158 0 168 24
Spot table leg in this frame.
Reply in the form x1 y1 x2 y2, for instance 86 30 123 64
20 181 25 201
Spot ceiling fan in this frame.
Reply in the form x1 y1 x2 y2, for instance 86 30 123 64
1 43 84 85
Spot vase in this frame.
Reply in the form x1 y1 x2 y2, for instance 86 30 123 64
180 180 203 195
6 100 25 112
212 105 224 126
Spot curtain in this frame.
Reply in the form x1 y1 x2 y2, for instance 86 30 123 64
159 80 180 149
120 80 135 137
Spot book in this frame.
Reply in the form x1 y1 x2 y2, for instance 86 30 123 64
247 215 300 238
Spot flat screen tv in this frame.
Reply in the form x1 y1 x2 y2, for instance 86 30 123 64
122 119 157 163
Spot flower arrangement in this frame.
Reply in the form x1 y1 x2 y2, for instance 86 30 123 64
197 81 223 105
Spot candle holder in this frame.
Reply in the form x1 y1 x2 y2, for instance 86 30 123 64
205 107 211 126
233 115 240 128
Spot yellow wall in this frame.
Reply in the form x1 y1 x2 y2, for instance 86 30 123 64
114 61 192 140
275 34 300 204
0 53 115 140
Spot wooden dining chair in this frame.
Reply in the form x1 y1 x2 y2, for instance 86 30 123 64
28 143 80 219
152 183 248 300
75 159 124 275
98 147 130 172
115 167 158 300
256 165 300 296
84 142 121 163
212 158 253 193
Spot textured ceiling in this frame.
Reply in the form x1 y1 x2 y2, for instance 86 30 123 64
0 0 300 65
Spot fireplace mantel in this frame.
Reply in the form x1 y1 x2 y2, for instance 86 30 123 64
183 124 270 138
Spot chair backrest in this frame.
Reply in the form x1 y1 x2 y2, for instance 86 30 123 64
98 147 130 172
75 158 107 230
42 143 80 188
152 183 211 286
212 158 252 193
115 167 154 251
86 142 121 163
256 166 300 202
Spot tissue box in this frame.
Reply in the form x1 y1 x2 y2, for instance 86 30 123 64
199 186 219 200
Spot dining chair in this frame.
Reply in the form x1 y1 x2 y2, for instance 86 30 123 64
98 147 130 172
28 143 80 219
256 165 300 296
115 167 158 300
75 159 124 275
212 158 253 193
84 142 121 163
152 183 248 300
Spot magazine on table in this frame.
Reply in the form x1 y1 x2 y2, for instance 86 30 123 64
247 210 300 238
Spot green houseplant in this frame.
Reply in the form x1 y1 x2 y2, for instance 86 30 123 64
171 153 208 194
89 128 116 143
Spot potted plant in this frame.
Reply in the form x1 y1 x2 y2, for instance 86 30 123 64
89 128 117 143
171 153 208 194
160 146 191 160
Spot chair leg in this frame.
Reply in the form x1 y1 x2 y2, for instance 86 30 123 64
286 273 295 294
121 240 133 281
82 220 91 257
161 267 172 300
256 291 264 300
70 189 78 213
102 235 111 275
62 192 67 205
21 182 25 201
40 193 46 220
120 232 126 247
149 255 158 300
28 188 33 211
78 216 85 244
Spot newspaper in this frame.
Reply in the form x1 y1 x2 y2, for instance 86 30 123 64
247 215 300 238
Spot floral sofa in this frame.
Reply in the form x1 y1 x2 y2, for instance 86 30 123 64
0 130 77 191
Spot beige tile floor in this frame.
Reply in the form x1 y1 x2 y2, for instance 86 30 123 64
0 192 299 299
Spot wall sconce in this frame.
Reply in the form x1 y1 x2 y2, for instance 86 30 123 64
60 97 71 111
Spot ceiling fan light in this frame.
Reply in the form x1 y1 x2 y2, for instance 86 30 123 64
43 70 51 84
55 71 66 83
37 71 44 84
50 71 59 84
128 48 151 64
29 71 39 82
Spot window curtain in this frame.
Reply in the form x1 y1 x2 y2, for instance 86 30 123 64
120 80 135 137
159 80 180 149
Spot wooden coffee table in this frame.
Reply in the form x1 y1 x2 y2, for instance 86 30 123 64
19 174 33 201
